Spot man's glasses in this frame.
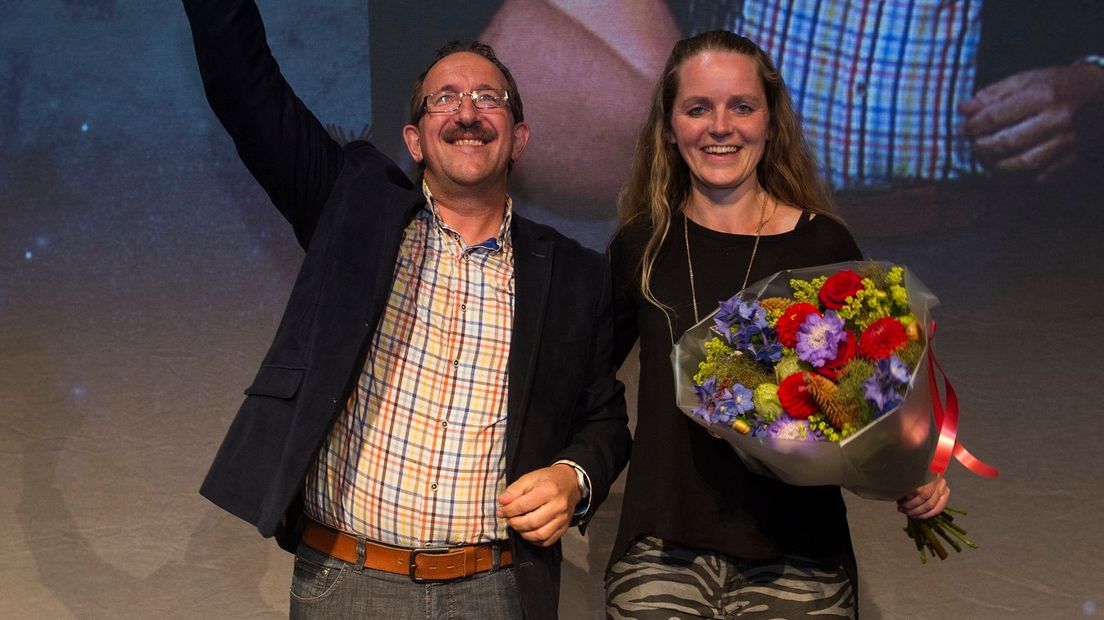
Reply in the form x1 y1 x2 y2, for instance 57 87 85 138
422 89 510 115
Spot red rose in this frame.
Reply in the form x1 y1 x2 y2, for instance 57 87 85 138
818 269 863 309
776 302 820 348
818 329 857 381
859 317 909 360
778 371 819 419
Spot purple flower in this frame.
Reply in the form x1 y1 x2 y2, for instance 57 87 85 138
737 300 769 329
796 310 846 367
713 296 744 334
692 377 718 421
712 298 782 364
707 386 734 425
863 356 911 415
760 413 824 441
715 383 754 425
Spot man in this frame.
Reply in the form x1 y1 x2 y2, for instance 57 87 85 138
182 1 630 618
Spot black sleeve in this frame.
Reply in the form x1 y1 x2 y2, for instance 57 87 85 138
606 224 645 369
182 0 345 248
553 257 631 529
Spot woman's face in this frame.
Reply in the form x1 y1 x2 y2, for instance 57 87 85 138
669 51 770 201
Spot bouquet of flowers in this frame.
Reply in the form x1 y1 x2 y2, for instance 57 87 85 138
672 261 994 562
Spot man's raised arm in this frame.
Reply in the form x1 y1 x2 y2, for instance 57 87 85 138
182 0 344 247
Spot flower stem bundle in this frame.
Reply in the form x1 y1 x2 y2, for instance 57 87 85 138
905 507 976 564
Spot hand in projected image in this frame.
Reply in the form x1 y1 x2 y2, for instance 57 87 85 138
959 63 1104 182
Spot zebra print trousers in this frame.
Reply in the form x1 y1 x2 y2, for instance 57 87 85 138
605 537 855 619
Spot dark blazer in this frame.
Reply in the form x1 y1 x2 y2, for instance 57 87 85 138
183 1 630 617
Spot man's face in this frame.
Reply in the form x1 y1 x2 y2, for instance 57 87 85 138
403 52 529 197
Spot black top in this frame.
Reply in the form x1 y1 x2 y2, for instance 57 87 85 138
608 212 863 566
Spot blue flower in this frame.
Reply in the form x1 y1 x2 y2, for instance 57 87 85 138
863 356 911 415
692 377 718 421
713 296 744 335
795 310 846 367
714 298 782 364
737 300 769 330
709 386 734 425
714 383 754 426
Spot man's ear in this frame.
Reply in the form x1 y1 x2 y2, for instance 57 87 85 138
402 124 423 163
511 121 530 163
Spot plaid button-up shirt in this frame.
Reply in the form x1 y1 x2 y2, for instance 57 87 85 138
305 182 515 547
730 0 983 189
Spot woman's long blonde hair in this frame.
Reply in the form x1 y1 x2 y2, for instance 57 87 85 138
617 31 837 310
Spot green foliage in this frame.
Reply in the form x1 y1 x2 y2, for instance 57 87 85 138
694 338 775 389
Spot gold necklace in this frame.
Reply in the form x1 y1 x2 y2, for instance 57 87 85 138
683 197 775 323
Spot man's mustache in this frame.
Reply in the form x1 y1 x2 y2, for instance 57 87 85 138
443 124 497 143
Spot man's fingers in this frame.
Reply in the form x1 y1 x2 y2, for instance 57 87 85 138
497 472 538 516
498 475 563 518
961 89 1046 137
988 133 1071 175
507 509 570 547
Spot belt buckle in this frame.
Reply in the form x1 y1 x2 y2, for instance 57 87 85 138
409 546 458 583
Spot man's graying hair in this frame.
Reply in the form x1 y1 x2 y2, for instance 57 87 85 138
408 41 525 125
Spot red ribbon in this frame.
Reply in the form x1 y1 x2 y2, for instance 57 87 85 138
925 321 999 478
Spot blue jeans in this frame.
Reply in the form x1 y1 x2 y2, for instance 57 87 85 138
289 542 524 619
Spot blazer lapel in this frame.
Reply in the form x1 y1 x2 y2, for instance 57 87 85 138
505 219 552 472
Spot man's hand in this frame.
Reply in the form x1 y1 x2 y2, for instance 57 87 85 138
497 463 581 547
959 63 1104 182
896 474 950 520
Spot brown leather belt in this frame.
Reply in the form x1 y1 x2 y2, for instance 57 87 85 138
301 520 512 582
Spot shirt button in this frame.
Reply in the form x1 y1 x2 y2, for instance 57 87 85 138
430 483 438 491
460 303 466 312
441 421 448 428
453 359 459 367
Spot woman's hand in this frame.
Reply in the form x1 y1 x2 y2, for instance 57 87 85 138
896 474 949 520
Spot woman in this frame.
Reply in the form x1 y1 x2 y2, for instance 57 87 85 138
606 31 949 619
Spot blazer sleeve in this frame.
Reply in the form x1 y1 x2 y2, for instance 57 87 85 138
182 0 345 248
550 259 631 530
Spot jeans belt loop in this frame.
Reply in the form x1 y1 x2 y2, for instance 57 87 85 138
354 535 366 574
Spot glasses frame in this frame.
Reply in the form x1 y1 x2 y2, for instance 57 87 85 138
421 89 511 116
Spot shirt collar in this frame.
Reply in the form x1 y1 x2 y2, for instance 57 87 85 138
421 179 513 252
